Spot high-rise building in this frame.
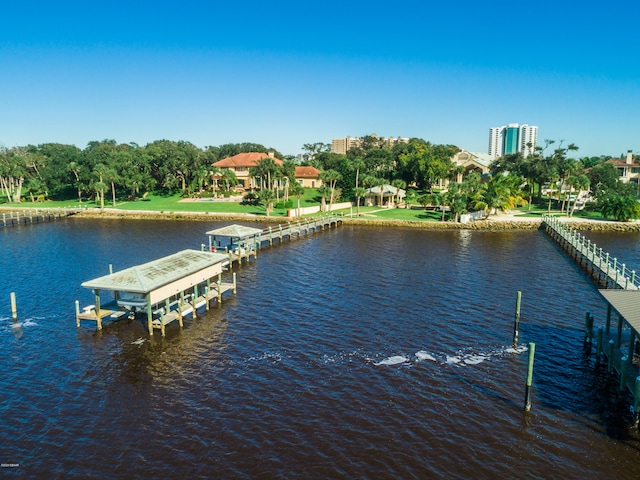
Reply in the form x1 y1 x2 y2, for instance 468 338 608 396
488 124 538 158
331 134 409 154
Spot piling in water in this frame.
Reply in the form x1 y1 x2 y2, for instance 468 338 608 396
524 342 536 412
513 291 521 347
10 292 17 323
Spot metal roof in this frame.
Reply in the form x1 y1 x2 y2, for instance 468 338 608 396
81 249 229 294
206 224 263 238
599 289 640 333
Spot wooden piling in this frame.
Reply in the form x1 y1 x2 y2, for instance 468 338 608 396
512 291 521 346
75 300 80 327
608 340 615 373
10 292 17 323
620 357 628 391
524 342 536 412
596 327 603 360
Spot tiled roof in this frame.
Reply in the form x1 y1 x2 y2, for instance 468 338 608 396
295 166 321 178
213 152 283 168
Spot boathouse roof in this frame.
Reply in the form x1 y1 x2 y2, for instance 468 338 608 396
206 224 263 238
81 249 229 294
599 289 640 333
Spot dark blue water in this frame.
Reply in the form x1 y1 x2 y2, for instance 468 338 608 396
1 218 640 479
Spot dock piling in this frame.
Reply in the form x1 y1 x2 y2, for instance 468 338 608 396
524 342 536 412
620 357 628 391
608 340 615 373
512 291 521 347
10 292 17 323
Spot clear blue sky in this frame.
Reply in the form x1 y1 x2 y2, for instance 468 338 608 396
1 1 638 158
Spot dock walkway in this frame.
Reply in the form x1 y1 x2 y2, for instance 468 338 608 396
542 214 640 290
543 214 640 414
208 215 342 266
0 208 80 228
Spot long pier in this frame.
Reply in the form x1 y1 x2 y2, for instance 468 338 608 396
0 208 79 228
206 215 343 266
542 214 640 417
542 214 639 290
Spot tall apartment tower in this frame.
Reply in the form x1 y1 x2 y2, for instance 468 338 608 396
488 124 538 157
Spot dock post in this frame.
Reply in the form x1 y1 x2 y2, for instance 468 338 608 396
217 278 222 303
584 310 593 343
192 285 198 319
279 224 283 242
596 327 603 360
2 213 5 226
512 291 521 347
75 300 80 327
608 340 615 373
10 292 17 323
620 357 628 392
524 342 536 412
269 226 273 245
617 315 623 347
205 280 211 310
178 292 184 324
233 272 237 295
606 304 612 334
634 377 640 425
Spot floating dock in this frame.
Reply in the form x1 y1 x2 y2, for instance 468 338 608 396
77 249 236 336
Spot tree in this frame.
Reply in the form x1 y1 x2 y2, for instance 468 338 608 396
289 181 305 217
353 186 366 216
0 147 28 203
319 169 342 210
257 189 276 216
473 174 527 218
599 194 640 222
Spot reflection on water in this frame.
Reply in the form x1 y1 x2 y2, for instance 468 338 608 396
1 219 640 478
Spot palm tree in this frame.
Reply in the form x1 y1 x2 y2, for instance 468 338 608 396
319 169 342 211
354 186 366 216
473 174 527 218
257 189 276 216
289 181 305 217
352 157 365 189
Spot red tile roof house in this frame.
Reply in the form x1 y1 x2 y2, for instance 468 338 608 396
212 152 283 189
294 166 322 188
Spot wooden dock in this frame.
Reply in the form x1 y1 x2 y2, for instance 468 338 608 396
207 215 343 266
543 214 640 416
0 207 79 228
542 214 639 290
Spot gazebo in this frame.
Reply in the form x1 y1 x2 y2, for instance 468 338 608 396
364 185 406 207
206 224 263 254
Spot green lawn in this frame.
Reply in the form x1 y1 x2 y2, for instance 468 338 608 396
0 191 608 222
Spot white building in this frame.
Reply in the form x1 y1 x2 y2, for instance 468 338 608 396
488 124 538 158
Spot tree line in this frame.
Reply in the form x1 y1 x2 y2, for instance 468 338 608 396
1 135 638 221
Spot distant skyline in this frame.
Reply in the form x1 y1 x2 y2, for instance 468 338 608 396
1 1 639 159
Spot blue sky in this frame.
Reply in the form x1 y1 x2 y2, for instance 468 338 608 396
1 1 638 158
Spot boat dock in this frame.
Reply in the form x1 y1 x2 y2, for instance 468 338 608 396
77 249 236 336
0 207 79 228
206 215 342 266
543 214 640 415
542 214 639 290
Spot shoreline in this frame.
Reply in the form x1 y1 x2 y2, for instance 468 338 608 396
67 208 640 232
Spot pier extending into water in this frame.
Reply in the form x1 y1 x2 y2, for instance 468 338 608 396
542 214 639 290
0 207 79 228
543 214 640 418
205 215 343 266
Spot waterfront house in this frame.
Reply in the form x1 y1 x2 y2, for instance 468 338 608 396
213 152 283 189
294 166 321 188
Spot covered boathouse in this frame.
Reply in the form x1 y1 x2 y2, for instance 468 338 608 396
77 249 234 336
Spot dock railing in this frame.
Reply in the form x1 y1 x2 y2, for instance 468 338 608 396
543 214 639 290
